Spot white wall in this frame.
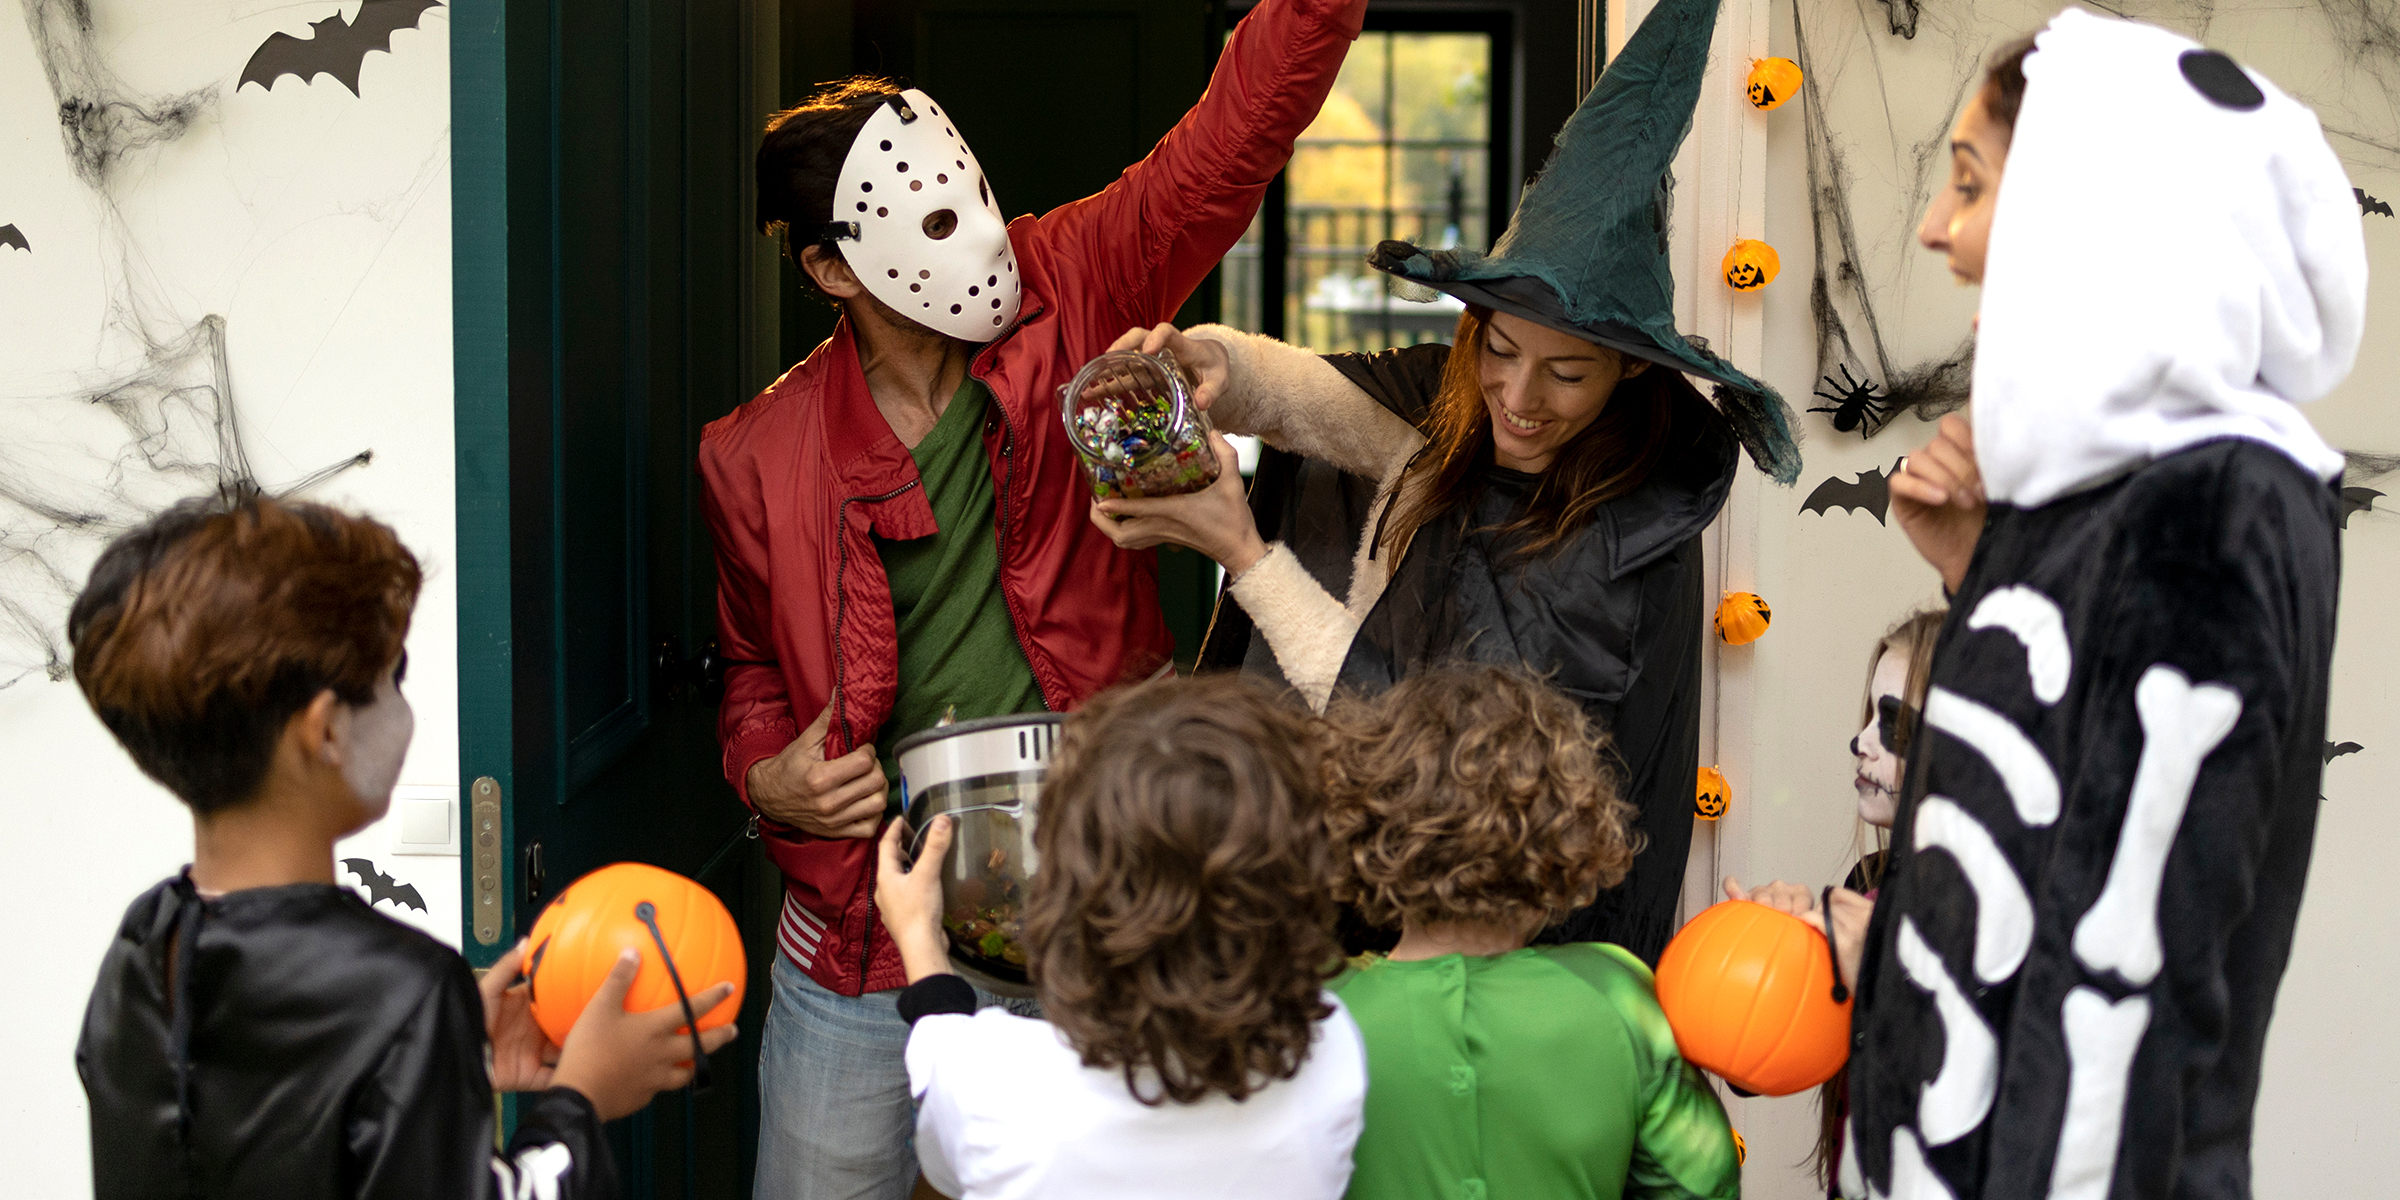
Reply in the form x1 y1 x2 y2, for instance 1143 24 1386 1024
0 2 457 1191
1668 1 2400 1195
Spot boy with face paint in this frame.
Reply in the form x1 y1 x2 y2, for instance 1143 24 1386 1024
698 1 1366 1194
70 494 732 1199
1740 14 2363 1200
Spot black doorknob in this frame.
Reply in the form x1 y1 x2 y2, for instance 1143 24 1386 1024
652 634 725 705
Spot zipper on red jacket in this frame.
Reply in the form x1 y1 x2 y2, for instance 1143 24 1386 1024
971 307 1066 713
830 482 922 752
833 479 920 994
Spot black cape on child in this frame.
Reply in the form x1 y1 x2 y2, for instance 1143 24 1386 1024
77 873 616 1200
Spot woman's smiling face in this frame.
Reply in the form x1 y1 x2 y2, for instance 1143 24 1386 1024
1478 311 1647 473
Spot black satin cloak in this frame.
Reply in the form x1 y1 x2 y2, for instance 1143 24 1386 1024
1847 440 2339 1200
1200 342 1736 964
77 873 615 1199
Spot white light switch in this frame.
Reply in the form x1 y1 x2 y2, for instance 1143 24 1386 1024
392 784 461 856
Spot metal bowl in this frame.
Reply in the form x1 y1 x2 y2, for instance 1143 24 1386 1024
895 713 1063 997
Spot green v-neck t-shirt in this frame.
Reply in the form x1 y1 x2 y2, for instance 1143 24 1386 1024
873 379 1048 800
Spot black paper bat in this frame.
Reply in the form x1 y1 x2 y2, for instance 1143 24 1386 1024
342 857 428 912
2340 486 2382 528
1800 459 1905 524
0 224 26 253
239 0 443 97
2357 188 2395 218
2324 740 2364 764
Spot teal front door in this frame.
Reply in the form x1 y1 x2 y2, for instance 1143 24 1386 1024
451 0 781 1193
453 0 1223 1194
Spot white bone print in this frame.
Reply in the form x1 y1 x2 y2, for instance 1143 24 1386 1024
1896 917 1998 1146
2044 987 2152 1200
1840 1115 1867 1200
1967 586 2073 705
1838 1118 1958 1200
1926 686 2061 826
2070 665 2241 985
1887 1124 1960 1200
493 1142 574 1200
1913 797 2034 984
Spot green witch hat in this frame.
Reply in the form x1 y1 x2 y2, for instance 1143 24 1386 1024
1368 0 1801 483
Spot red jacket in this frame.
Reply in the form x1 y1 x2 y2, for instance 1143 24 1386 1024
697 0 1365 997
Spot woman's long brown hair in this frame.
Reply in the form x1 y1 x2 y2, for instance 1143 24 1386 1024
1377 305 1723 564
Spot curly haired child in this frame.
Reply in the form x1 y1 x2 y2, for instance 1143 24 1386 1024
1322 665 1738 1200
874 675 1366 1199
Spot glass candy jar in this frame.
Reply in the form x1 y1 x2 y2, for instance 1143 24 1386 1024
1057 348 1221 501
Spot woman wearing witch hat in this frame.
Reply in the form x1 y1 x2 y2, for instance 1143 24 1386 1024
1089 0 1800 965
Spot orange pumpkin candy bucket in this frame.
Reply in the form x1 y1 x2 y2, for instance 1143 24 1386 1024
522 862 747 1056
1655 900 1852 1096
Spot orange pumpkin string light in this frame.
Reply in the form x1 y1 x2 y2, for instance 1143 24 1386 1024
1695 764 1731 821
1714 590 1772 644
524 862 748 1053
1655 900 1853 1096
1722 239 1780 291
1746 57 1802 110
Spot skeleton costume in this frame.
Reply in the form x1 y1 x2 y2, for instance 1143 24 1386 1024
1842 11 2364 1200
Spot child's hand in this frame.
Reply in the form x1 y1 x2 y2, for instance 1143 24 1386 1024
1721 877 1873 994
479 939 561 1092
877 816 957 983
549 950 739 1121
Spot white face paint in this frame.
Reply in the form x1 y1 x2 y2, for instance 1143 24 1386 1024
335 657 414 823
828 89 1022 342
1855 647 1910 827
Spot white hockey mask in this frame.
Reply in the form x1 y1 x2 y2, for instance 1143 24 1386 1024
824 90 1022 342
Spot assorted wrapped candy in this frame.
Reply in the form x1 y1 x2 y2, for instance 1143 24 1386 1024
1058 348 1221 501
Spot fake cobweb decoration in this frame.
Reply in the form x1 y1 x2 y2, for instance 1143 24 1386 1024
1 0 373 687
1787 0 2400 441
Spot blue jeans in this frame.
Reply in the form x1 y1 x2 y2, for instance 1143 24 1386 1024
753 955 1033 1200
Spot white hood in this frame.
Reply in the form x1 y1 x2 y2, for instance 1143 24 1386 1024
1973 7 2367 508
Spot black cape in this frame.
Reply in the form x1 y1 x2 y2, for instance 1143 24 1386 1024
1846 440 2339 1200
1200 343 1736 964
77 872 616 1200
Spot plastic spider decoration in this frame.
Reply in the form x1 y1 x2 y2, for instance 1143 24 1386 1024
1809 365 1901 437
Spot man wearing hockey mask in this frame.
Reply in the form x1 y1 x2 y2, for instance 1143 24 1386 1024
697 0 1365 1193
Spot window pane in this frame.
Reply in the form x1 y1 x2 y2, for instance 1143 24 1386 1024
1219 29 1493 352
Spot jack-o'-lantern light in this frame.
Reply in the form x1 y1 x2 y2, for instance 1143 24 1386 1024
1722 239 1780 292
1746 57 1803 110
1696 765 1731 821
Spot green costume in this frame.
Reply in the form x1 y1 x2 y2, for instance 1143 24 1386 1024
874 379 1048 797
1330 944 1740 1200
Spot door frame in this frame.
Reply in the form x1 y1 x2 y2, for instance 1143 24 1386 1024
451 0 517 969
